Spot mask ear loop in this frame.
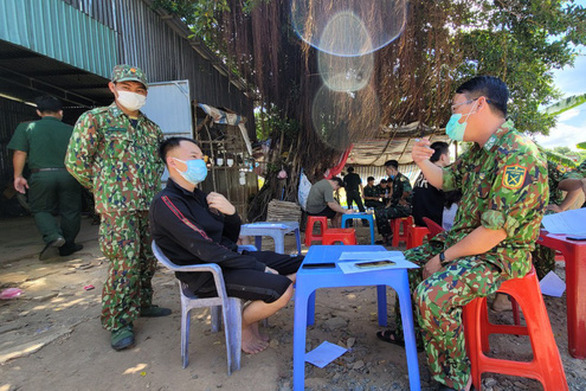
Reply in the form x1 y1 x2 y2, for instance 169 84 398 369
463 99 479 122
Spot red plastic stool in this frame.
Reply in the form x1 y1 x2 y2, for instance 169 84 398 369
322 228 357 245
391 216 413 247
305 216 328 246
407 225 429 249
463 268 568 391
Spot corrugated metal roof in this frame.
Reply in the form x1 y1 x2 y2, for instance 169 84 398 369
0 0 118 78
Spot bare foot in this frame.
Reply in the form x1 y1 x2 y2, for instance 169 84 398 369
490 293 512 312
242 325 269 354
251 322 270 342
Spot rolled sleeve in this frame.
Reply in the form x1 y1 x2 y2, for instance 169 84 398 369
480 209 520 237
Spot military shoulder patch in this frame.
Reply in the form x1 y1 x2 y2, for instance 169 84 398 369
502 165 527 190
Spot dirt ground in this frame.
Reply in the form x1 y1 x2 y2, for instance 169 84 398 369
1 216 585 391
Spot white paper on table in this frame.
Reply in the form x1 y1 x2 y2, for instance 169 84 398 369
305 341 348 368
539 271 566 297
338 258 419 274
541 208 586 235
338 251 404 261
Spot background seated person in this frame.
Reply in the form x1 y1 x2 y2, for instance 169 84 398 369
150 137 303 354
376 178 391 207
374 160 413 245
412 141 450 227
363 176 384 208
305 177 352 228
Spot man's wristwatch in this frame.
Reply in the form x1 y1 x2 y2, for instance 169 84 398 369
439 251 446 264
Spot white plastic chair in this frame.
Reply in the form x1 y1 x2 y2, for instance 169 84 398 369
151 241 243 375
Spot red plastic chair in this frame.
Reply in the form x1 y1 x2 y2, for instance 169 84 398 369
322 228 357 245
391 216 413 247
305 216 328 246
422 217 444 238
463 267 568 391
407 225 430 249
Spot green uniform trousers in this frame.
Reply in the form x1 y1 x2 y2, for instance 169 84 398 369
28 170 82 246
99 211 156 331
374 204 411 239
396 241 505 390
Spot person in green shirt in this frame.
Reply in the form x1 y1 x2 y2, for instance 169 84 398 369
7 95 82 260
363 176 383 208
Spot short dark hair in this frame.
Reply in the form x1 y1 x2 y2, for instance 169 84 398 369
159 137 200 163
430 141 449 163
367 176 375 182
380 179 387 184
35 95 62 113
384 160 398 169
456 76 508 117
330 177 344 187
347 166 354 173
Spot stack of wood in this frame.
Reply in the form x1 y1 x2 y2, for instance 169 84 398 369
266 199 302 223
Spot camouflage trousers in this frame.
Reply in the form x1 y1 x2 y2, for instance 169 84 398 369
374 204 411 239
396 241 505 390
532 244 556 280
99 211 156 331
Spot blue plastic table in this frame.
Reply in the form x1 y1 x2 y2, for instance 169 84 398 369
341 212 375 244
239 221 301 255
293 245 421 391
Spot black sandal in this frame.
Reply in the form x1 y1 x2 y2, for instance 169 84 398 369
376 330 424 352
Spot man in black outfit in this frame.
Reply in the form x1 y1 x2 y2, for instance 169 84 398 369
412 141 451 227
150 137 303 354
343 166 367 226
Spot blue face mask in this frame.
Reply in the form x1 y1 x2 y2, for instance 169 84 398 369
389 174 396 180
445 113 466 141
446 101 477 141
173 158 208 185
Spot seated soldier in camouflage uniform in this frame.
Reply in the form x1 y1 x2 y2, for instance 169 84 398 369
374 160 412 245
378 76 548 391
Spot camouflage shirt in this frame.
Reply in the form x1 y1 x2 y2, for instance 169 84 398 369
562 159 586 181
441 119 548 278
390 172 412 207
65 103 164 213
546 160 566 206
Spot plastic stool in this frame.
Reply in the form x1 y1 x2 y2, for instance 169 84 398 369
407 225 429 249
463 268 568 391
305 216 328 246
341 213 375 244
391 216 413 247
322 228 357 245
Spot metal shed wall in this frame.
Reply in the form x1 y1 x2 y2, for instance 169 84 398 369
0 0 118 78
61 0 254 128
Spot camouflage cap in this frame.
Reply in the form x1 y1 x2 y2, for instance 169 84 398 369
110 64 148 88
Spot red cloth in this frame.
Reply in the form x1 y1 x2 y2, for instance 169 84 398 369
324 144 353 179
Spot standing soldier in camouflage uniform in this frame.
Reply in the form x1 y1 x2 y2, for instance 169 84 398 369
65 65 171 351
391 76 547 391
374 159 412 245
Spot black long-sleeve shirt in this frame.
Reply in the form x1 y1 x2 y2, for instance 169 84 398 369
149 179 265 291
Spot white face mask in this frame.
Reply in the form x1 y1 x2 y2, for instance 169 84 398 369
116 90 146 111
